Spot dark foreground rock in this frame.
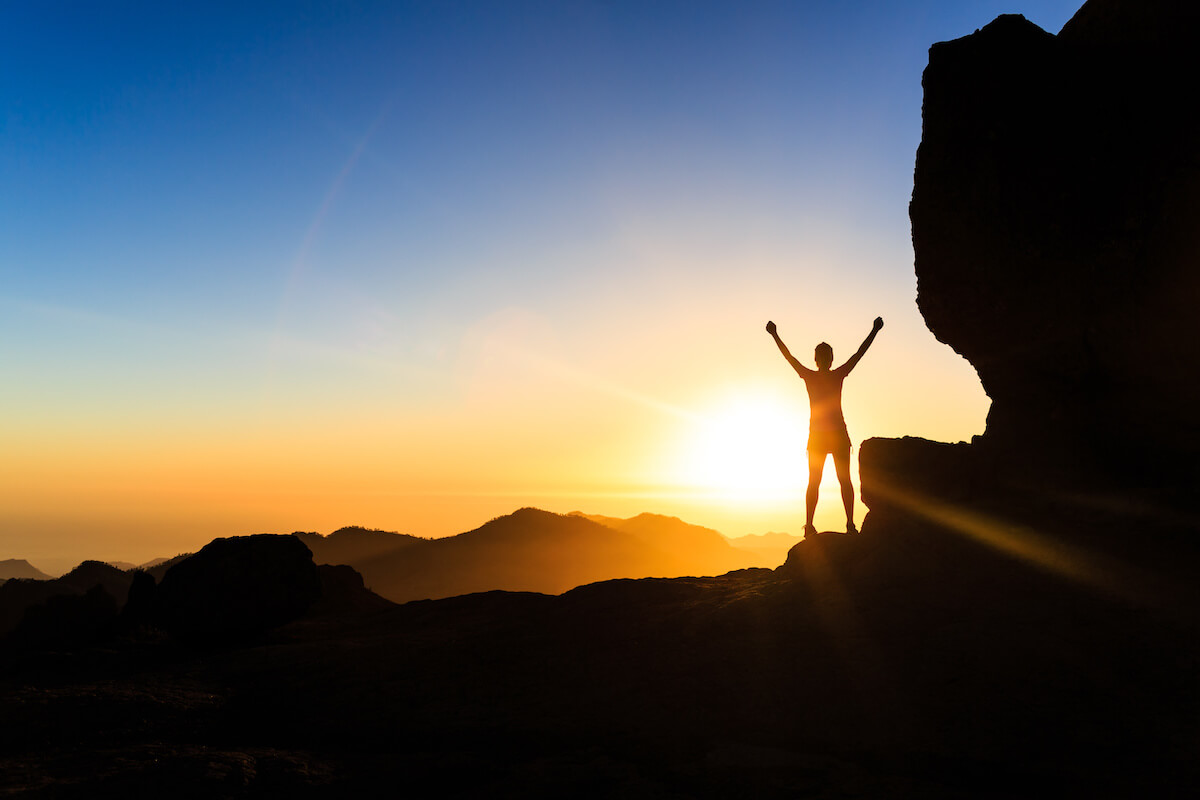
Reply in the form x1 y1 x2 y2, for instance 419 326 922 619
1 521 1196 798
864 0 1200 558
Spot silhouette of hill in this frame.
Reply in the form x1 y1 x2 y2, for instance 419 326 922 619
568 511 760 572
310 508 772 604
310 564 396 615
294 525 425 566
348 508 672 603
0 560 133 636
11 585 120 648
0 559 51 582
144 553 191 583
722 531 803 565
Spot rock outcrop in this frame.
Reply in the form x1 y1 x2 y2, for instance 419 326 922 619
867 0 1200 516
309 564 395 615
153 534 322 640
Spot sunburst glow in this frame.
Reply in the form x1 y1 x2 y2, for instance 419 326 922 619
675 393 809 503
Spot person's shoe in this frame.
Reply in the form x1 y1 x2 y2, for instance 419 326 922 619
803 524 818 540
846 521 859 535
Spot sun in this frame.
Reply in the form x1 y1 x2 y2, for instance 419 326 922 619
674 392 808 504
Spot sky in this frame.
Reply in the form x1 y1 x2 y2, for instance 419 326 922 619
1 0 1085 573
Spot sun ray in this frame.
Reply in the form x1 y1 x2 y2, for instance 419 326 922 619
868 483 1172 607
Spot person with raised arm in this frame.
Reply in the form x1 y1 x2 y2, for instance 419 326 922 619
766 317 883 538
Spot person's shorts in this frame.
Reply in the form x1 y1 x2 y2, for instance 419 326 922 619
807 427 851 456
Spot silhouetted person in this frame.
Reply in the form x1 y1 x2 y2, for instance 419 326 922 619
766 317 883 538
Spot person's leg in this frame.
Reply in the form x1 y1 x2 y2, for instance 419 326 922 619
806 450 825 535
833 446 855 532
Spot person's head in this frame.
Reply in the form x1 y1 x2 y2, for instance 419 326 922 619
814 342 833 370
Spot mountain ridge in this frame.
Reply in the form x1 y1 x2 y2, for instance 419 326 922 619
0 559 52 582
1 508 782 622
0 560 134 635
294 507 777 603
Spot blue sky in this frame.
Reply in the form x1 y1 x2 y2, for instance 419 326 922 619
3 1 1081 316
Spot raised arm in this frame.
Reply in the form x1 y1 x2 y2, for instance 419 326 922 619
837 317 884 375
766 320 812 377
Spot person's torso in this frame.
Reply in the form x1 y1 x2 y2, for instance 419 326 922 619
804 369 847 432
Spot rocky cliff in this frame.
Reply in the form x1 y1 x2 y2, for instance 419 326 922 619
870 0 1200 513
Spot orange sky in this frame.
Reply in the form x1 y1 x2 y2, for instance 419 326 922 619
3 298 988 574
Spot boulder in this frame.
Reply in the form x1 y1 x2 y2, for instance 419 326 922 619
154 534 321 640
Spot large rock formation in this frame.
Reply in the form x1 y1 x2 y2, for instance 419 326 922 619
153 534 322 640
868 0 1200 514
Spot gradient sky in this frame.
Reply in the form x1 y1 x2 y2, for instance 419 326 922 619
1 1 1084 572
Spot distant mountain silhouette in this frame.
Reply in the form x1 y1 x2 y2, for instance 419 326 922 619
0 559 52 582
298 508 770 604
568 511 761 572
144 553 191 583
294 526 425 566
720 531 803 565
0 560 133 636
